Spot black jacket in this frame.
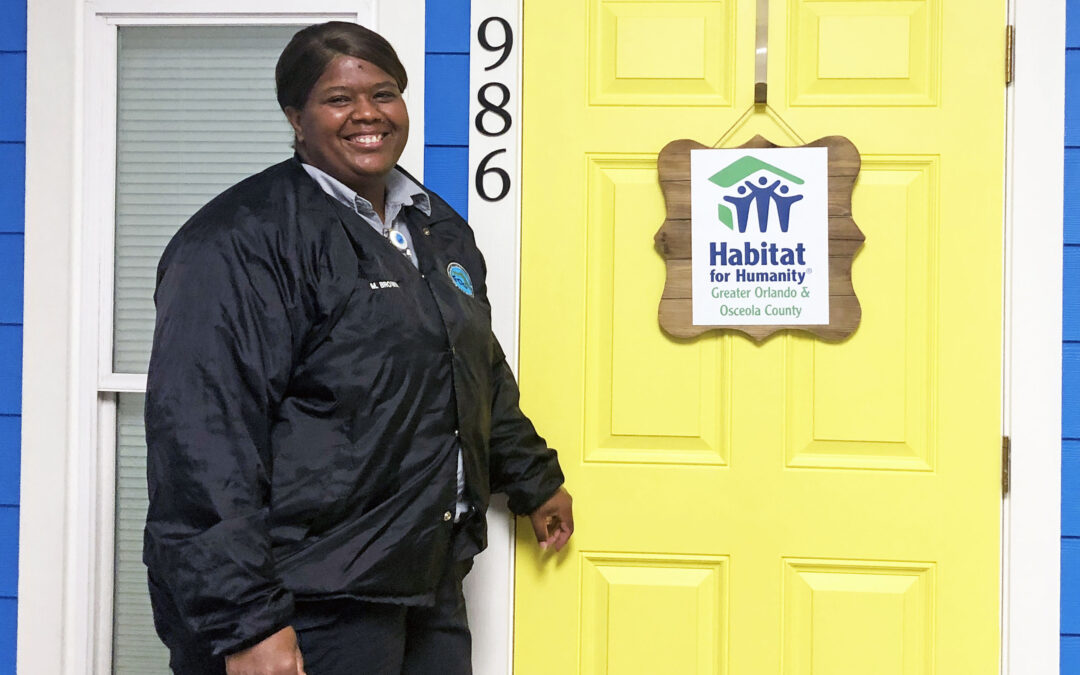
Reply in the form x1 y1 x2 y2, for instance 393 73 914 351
143 157 564 656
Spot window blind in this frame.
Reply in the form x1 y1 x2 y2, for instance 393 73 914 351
111 25 301 673
112 25 298 374
113 394 170 673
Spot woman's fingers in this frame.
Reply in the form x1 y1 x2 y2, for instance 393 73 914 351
530 511 550 544
528 487 575 552
549 514 573 552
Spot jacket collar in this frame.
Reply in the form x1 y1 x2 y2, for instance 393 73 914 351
288 156 457 231
298 161 432 218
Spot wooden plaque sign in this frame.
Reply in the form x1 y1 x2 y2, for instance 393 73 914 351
655 134 864 342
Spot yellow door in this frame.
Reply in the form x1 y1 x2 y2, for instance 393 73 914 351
516 1 1004 673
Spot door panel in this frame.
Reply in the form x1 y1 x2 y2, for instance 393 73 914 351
584 156 733 466
517 0 1003 672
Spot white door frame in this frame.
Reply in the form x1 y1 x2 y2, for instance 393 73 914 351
19 1 1064 674
1001 1 1064 671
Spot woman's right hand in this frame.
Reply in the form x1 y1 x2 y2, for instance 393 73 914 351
225 626 307 675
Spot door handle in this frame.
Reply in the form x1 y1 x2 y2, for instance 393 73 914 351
755 0 768 105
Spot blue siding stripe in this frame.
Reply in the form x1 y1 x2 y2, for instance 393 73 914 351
1065 539 1080 634
1062 624 1080 673
1066 442 1080 537
425 0 471 53
0 417 18 507
0 507 16 599
0 598 14 675
1071 0 1080 49
1064 343 1080 438
1067 150 1080 243
0 144 23 234
0 0 24 53
0 234 23 326
1066 635 1080 674
425 54 470 146
1069 50 1080 147
1071 10 1080 653
424 0 470 222
0 53 22 143
0 327 20 416
1067 247 1080 340
424 146 469 219
0 0 26 664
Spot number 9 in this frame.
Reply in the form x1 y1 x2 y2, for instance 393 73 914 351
478 17 513 71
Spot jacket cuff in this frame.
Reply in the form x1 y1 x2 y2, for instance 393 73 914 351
211 589 295 657
506 462 565 515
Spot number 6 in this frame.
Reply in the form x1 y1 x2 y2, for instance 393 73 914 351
475 149 510 202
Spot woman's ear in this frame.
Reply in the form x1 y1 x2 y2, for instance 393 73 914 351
284 106 304 145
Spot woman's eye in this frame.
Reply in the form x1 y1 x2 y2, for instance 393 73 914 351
327 96 350 104
374 91 397 101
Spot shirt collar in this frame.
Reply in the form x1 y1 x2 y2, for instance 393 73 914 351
300 162 432 217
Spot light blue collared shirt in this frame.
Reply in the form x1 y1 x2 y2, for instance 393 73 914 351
301 163 431 269
301 162 469 521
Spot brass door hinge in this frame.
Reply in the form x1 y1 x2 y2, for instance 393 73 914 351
1006 25 1015 86
1002 435 1011 497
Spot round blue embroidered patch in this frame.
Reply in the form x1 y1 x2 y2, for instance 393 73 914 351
447 262 474 297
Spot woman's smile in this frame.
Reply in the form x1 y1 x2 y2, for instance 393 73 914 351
346 132 389 147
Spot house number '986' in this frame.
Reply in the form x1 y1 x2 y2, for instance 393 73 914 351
474 16 513 202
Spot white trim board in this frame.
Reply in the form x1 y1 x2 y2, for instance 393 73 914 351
464 1 523 674
19 2 426 673
1002 0 1065 672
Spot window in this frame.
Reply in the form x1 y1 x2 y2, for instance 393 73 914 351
110 27 297 669
59 4 424 670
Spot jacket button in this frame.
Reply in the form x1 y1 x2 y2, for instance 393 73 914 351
443 511 453 522
453 429 460 437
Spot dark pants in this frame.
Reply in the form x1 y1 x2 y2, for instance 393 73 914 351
295 558 472 675
160 557 473 675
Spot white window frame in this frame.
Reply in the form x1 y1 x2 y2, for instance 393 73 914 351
21 2 427 673
21 2 1066 675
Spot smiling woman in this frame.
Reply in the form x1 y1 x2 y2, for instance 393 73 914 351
141 21 572 675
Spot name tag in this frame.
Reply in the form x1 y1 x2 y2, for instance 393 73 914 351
369 281 400 290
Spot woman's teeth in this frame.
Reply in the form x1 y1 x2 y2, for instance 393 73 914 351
351 134 384 146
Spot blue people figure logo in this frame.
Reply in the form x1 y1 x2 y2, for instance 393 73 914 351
709 156 805 233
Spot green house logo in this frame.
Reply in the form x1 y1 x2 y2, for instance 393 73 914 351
709 156 805 233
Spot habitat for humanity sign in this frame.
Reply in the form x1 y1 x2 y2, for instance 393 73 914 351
690 147 829 326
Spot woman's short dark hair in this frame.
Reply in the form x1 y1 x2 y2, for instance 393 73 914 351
276 21 408 111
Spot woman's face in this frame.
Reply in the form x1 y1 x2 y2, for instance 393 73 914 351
285 55 409 197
